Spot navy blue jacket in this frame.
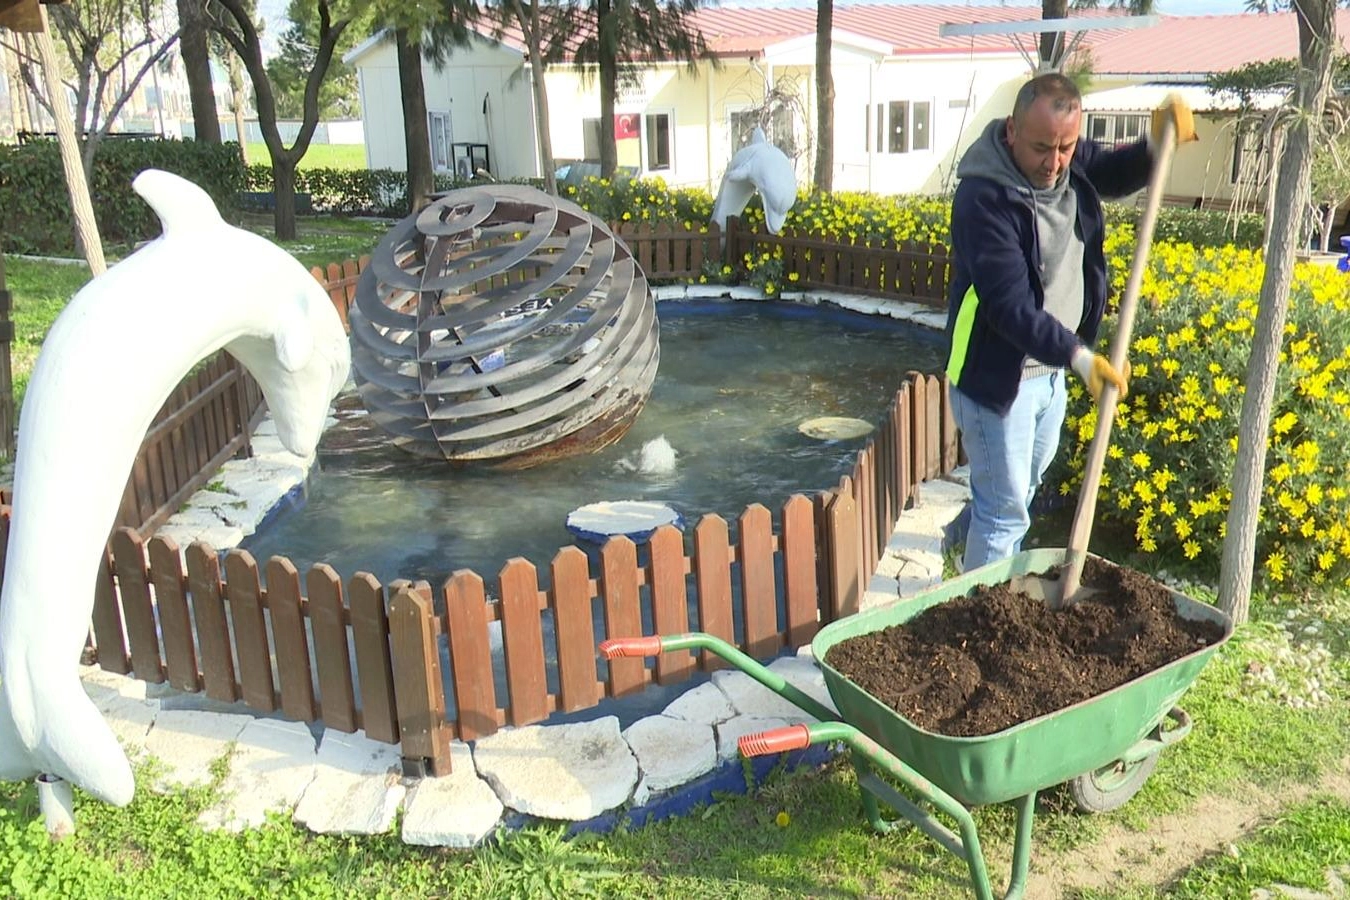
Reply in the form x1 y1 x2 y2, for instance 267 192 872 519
944 136 1153 415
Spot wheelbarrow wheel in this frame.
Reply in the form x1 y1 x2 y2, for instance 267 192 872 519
1067 751 1161 814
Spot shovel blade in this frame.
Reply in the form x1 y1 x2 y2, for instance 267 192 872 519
1008 570 1102 610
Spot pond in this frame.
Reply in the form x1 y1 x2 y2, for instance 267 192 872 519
242 300 947 592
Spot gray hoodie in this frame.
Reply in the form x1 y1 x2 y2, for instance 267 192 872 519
957 119 1085 378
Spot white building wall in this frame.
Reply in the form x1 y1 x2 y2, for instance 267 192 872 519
839 53 1029 195
352 34 1039 198
352 35 537 180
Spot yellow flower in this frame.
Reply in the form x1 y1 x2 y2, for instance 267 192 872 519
1183 540 1201 559
1131 451 1151 470
1265 549 1288 582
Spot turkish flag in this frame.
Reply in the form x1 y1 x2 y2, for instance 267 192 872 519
615 113 641 141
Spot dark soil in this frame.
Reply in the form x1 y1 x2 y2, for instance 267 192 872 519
823 558 1226 737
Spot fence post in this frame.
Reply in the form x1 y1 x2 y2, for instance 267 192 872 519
824 485 860 619
389 585 453 777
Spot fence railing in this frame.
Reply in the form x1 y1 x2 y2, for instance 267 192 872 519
114 351 266 536
71 366 961 775
306 219 954 317
724 218 951 307
55 225 963 775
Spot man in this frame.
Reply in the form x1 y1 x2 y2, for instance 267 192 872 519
944 74 1197 573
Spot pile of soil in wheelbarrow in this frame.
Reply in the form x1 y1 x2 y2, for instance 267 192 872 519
823 557 1226 737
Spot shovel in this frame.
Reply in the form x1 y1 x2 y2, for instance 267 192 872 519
1010 117 1179 609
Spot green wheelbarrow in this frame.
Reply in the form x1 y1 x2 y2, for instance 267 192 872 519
600 548 1234 900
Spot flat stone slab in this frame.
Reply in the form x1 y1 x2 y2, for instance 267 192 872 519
798 416 873 441
566 500 682 544
766 656 837 717
715 715 791 762
97 694 161 756
81 666 148 704
661 680 736 726
293 730 406 835
711 669 820 723
145 709 253 791
473 717 637 821
401 743 504 848
623 715 717 793
198 718 318 831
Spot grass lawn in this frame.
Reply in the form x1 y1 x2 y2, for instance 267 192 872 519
2 583 1347 898
244 142 367 170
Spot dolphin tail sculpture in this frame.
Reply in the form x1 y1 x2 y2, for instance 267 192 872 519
710 126 799 237
0 169 351 806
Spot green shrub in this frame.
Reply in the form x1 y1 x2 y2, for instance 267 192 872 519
561 175 714 226
1049 239 1350 588
1104 200 1266 250
0 138 247 255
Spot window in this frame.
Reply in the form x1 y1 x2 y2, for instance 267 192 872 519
912 102 930 151
428 111 451 172
1231 120 1270 185
873 100 932 154
730 103 798 158
1085 113 1149 148
888 101 909 154
643 111 673 171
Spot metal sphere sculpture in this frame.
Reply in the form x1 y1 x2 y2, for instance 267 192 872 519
349 184 660 467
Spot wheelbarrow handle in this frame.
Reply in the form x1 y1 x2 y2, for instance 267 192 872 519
739 724 812 757
599 636 664 659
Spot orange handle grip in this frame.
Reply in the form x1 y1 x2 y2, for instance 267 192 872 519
599 636 663 659
738 724 811 758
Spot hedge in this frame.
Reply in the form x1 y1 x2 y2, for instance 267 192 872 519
0 138 248 255
243 164 539 217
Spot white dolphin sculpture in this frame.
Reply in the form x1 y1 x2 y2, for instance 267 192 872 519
0 169 351 806
710 126 798 235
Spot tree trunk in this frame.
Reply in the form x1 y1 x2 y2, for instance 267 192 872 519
597 0 617 179
178 0 220 142
397 29 434 214
230 55 248 162
520 2 556 194
1039 0 1068 72
35 8 105 273
1320 203 1336 252
813 0 834 192
1218 0 1336 624
272 155 298 240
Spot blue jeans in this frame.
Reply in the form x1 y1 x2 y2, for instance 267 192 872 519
950 372 1067 572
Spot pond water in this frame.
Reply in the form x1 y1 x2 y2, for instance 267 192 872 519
243 300 947 590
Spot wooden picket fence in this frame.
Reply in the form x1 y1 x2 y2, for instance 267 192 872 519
68 366 959 776
114 352 267 536
723 218 952 307
306 218 954 320
22 222 964 776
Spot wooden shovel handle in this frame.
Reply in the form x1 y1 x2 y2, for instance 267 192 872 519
1060 119 1179 599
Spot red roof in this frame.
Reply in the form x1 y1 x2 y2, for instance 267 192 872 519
491 4 1136 60
1090 9 1350 76
486 4 1344 72
693 4 1134 56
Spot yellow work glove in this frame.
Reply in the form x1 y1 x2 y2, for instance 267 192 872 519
1070 347 1130 402
1151 92 1200 147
